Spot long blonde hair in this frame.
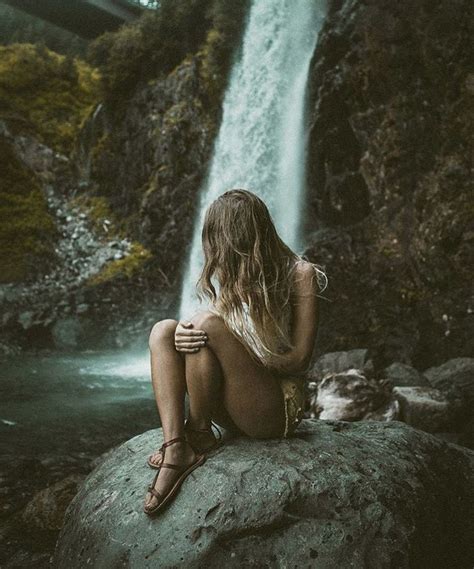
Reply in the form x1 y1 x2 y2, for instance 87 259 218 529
196 188 328 369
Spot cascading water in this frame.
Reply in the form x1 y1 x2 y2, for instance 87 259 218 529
179 0 325 320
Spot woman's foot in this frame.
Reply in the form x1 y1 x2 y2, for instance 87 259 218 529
144 440 197 513
148 424 220 468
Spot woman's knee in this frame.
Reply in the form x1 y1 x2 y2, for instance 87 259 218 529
148 318 178 351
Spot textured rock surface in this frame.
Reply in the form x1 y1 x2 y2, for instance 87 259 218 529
309 348 374 378
309 368 397 421
424 357 474 404
393 386 456 433
53 419 474 569
384 362 430 387
304 0 473 369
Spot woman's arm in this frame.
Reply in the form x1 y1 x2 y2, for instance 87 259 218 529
270 261 319 375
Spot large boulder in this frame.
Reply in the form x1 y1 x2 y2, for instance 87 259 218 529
53 419 474 569
393 386 459 433
424 357 474 405
384 362 430 388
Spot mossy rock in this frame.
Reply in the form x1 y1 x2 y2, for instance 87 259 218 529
70 194 123 238
87 242 153 286
0 43 100 154
0 138 57 282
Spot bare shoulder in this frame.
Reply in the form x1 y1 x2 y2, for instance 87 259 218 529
292 260 318 296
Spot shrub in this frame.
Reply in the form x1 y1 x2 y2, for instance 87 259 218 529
87 0 249 103
0 43 100 153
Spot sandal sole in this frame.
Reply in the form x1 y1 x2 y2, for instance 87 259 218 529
144 453 206 516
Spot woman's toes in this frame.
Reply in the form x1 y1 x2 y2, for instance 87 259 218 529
144 493 157 511
149 451 162 465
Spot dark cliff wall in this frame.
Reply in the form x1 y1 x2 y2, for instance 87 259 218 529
304 0 472 369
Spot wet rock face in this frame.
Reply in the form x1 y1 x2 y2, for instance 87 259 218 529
53 419 474 569
80 54 219 292
304 0 472 369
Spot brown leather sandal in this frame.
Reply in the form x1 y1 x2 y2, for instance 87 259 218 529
185 418 223 455
143 435 206 517
146 420 222 470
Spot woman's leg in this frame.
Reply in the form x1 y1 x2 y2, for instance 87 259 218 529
144 319 198 512
148 319 186 439
186 311 287 439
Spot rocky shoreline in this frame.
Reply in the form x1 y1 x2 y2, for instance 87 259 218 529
1 349 472 568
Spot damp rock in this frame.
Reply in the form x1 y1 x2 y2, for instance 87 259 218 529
53 419 474 569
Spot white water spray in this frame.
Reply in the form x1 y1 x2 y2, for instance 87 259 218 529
179 0 324 320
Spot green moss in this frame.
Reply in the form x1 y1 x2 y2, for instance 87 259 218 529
0 43 101 154
0 138 57 282
197 29 227 106
90 132 110 162
87 242 153 285
163 101 189 127
70 194 124 238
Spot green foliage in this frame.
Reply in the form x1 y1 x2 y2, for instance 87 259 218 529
87 242 153 285
87 0 249 103
88 0 209 98
0 138 57 283
0 43 101 153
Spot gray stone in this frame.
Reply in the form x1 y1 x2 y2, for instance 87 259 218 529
309 369 396 422
18 311 34 330
51 317 83 349
393 386 455 433
423 357 474 404
383 362 429 387
21 474 86 532
53 419 474 569
76 303 89 315
310 349 374 379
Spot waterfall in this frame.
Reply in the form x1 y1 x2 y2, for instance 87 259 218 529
178 0 324 320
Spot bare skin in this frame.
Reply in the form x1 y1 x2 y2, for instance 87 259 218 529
143 260 319 513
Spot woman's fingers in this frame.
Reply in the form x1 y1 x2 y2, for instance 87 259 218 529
175 321 208 353
177 320 207 336
177 330 207 337
175 340 207 349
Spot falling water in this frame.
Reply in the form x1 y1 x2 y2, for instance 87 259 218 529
179 0 325 320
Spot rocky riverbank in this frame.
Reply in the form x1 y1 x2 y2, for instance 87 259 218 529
2 349 472 568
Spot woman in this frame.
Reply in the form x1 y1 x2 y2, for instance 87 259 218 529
143 188 327 516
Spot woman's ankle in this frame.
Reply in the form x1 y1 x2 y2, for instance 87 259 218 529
186 416 212 432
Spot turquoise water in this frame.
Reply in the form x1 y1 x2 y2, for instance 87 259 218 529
0 351 159 520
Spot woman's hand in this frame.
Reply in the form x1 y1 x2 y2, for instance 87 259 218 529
174 320 208 353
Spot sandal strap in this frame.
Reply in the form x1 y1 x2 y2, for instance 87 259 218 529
211 422 223 442
161 435 186 449
147 487 163 500
160 461 186 471
185 419 223 442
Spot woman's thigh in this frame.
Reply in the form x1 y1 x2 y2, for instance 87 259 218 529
189 310 286 438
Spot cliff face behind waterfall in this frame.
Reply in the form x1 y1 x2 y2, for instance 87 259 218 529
0 0 471 369
303 0 472 369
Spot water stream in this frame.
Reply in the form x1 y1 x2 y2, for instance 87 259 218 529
179 0 325 319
